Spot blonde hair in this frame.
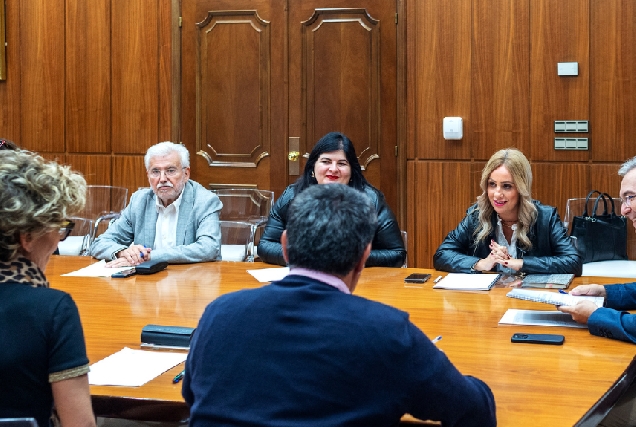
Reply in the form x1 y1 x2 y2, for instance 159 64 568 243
475 148 537 250
0 150 87 260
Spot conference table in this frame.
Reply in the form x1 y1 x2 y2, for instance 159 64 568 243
46 256 636 427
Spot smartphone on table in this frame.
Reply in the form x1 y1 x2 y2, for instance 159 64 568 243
404 273 431 284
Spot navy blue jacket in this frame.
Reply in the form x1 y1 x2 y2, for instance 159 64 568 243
589 283 636 343
183 274 496 427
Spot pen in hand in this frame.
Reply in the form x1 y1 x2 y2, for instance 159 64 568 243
173 369 185 384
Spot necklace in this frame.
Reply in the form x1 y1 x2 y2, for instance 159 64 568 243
501 219 517 229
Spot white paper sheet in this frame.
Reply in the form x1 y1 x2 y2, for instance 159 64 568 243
61 260 133 277
247 267 289 283
432 273 500 290
499 309 587 328
88 347 187 386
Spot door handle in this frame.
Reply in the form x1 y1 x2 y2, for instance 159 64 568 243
289 137 300 175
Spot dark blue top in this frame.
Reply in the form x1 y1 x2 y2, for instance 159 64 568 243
589 283 636 343
183 274 496 427
0 283 89 427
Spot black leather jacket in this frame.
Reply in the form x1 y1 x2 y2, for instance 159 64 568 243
259 184 406 268
433 201 582 276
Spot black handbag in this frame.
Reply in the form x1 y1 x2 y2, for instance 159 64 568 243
570 190 628 263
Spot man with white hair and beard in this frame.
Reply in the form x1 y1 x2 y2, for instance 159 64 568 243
90 141 222 265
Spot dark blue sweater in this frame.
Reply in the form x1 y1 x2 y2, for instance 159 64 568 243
183 274 496 426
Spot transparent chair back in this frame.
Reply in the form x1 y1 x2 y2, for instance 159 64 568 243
213 189 274 259
220 220 256 262
401 230 408 268
213 189 274 224
81 185 129 240
57 217 95 256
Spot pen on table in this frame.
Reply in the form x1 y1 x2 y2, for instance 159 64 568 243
431 335 442 344
433 275 443 283
559 289 568 294
172 369 185 384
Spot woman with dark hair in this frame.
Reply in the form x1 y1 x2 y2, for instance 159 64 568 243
259 132 406 267
434 148 581 275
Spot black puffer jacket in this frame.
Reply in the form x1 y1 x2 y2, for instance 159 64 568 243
433 201 582 276
259 184 406 268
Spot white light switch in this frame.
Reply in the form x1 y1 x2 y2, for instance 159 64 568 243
558 62 579 76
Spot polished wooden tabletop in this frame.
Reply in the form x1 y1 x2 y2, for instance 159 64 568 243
46 256 636 426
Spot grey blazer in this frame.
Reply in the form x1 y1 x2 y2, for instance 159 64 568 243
90 180 222 263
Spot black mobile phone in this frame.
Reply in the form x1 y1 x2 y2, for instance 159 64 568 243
111 268 136 279
404 273 431 284
511 333 564 345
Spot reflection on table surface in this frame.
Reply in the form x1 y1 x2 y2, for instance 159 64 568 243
46 257 636 427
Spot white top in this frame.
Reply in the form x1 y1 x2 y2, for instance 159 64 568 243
495 216 518 275
153 192 183 250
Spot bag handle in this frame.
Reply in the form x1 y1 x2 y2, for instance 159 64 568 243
583 190 608 217
588 191 618 218
600 192 618 217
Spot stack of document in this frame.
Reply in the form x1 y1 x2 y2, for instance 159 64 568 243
89 347 187 387
506 288 604 307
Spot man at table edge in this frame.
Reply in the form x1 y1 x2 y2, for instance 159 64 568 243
90 141 222 265
559 157 636 427
559 155 636 343
182 184 496 427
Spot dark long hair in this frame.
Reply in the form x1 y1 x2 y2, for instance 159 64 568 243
295 132 369 192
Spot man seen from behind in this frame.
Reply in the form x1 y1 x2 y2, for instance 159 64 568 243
182 183 496 427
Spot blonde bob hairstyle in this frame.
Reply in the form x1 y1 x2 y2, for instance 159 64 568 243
0 150 87 261
474 148 537 250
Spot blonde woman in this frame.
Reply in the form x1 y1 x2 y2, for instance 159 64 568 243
434 148 581 276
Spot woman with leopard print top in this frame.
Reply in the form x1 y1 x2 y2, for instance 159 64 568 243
0 149 96 427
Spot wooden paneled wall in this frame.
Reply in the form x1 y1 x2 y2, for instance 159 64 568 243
406 0 636 268
0 0 177 196
2 0 636 268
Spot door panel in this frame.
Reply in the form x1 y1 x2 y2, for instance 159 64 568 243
182 0 286 195
182 0 398 210
196 10 271 167
290 1 398 208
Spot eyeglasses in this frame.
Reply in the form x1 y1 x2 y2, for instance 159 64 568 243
620 195 636 208
148 167 183 178
58 220 75 241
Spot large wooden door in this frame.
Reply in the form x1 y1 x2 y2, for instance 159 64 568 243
181 0 399 208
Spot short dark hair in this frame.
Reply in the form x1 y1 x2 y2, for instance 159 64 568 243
296 132 369 192
285 184 377 276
